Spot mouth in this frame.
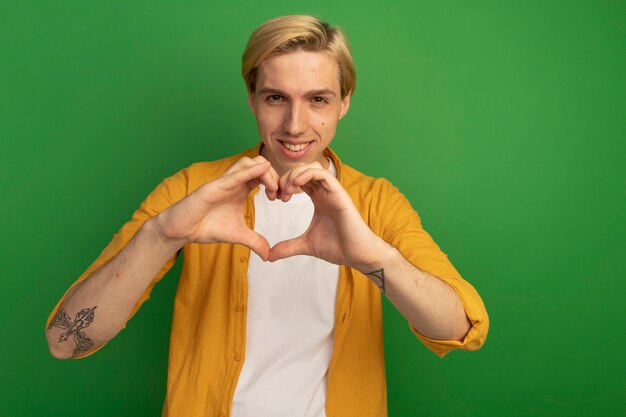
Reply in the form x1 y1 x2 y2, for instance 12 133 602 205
280 141 312 152
277 139 315 160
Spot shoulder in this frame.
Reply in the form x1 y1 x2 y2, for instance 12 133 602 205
339 162 402 203
338 160 418 237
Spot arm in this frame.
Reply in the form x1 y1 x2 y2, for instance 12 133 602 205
46 156 279 359
46 219 180 359
269 162 479 343
359 243 470 341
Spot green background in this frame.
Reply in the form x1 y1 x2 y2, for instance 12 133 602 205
2 1 624 416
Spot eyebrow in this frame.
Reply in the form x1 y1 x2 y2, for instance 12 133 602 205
256 87 337 98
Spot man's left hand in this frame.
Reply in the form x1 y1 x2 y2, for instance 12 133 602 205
268 162 390 271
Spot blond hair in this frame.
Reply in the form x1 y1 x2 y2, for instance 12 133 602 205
242 15 356 98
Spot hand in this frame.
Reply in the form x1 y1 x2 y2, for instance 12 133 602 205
268 162 389 270
155 156 279 260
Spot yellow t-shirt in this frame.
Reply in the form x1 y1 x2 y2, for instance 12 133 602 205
47 144 489 417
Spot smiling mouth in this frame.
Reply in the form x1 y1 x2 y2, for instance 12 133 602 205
279 141 313 152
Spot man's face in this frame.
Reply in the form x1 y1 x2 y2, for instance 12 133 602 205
248 50 351 176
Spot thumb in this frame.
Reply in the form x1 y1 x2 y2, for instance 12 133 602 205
237 229 271 261
268 235 309 262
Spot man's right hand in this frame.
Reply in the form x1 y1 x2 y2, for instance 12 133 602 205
154 156 279 260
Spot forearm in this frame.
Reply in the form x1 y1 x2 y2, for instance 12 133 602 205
360 242 471 341
46 218 181 359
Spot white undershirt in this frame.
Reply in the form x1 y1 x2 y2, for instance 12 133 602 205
231 160 339 417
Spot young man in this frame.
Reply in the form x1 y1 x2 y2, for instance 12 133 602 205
46 15 488 417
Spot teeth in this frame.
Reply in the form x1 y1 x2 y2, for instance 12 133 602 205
283 142 308 152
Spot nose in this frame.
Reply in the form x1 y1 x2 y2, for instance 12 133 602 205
282 102 307 136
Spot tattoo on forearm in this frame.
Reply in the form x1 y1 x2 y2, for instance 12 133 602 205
48 306 97 358
366 269 385 293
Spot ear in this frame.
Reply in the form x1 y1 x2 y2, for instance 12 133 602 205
247 91 256 115
338 93 351 120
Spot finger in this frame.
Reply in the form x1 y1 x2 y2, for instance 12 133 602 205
279 162 324 201
224 156 257 175
285 166 336 195
265 184 278 201
261 165 279 199
220 161 271 190
247 156 278 199
250 155 268 164
268 235 310 262
224 155 271 178
277 163 300 202
299 182 315 197
280 161 324 185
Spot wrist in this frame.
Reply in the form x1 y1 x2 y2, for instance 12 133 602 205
352 237 397 274
144 216 186 253
353 240 397 293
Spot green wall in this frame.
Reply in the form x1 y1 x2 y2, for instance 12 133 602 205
2 1 624 416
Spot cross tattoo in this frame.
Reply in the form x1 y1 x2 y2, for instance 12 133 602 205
48 306 97 358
